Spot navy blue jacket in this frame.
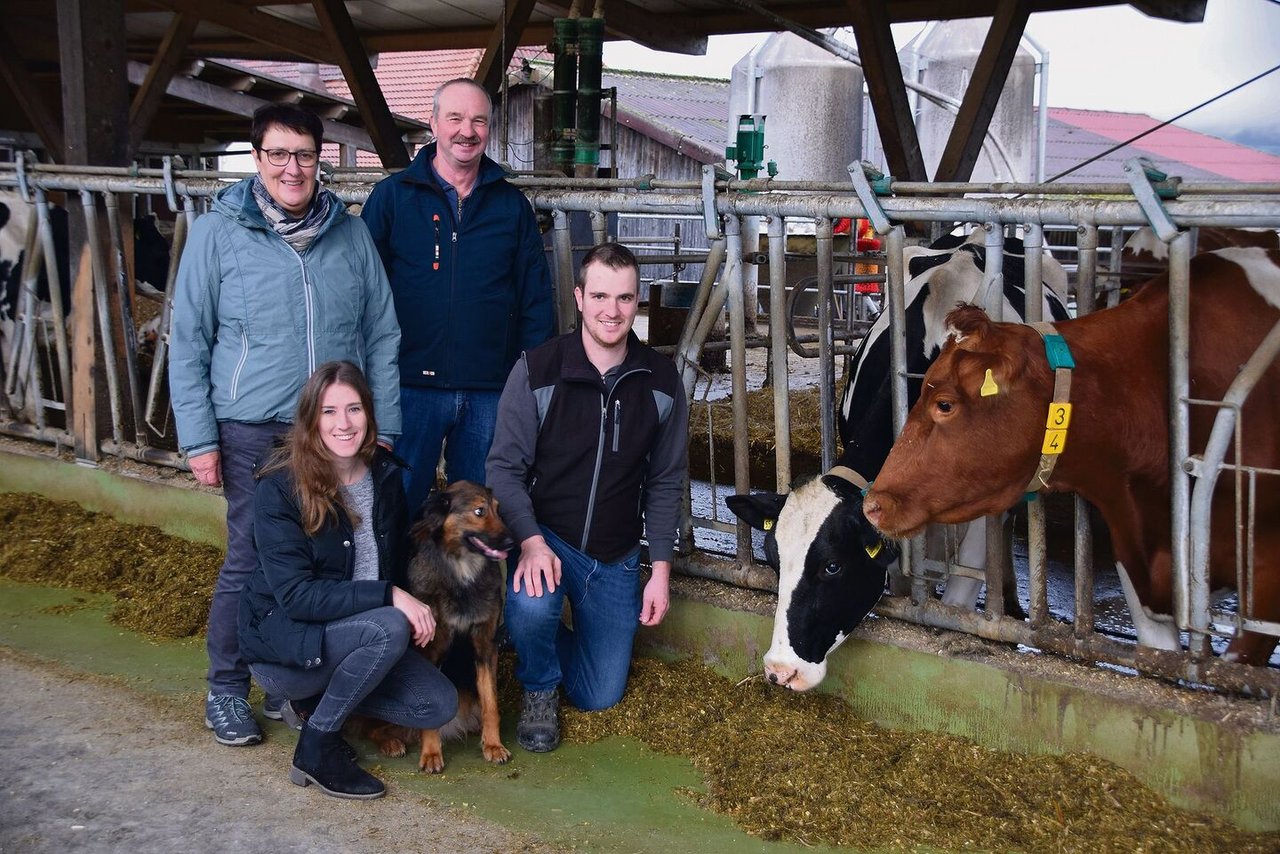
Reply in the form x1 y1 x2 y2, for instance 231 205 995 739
361 144 554 390
238 448 410 669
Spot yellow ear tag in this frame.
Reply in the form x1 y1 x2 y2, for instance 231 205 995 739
980 368 999 397
865 541 882 559
763 518 775 531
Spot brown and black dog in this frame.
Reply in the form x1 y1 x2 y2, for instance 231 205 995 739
365 480 514 773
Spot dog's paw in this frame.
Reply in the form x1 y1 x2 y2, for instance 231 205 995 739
483 742 512 765
377 737 407 758
418 749 446 774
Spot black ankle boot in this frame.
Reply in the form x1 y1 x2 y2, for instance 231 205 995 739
289 723 385 800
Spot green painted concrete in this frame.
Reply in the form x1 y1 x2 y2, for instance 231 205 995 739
0 580 850 853
3 448 1279 835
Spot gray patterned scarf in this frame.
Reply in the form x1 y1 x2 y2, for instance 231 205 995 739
251 175 332 253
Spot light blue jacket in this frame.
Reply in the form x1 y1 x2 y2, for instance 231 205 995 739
169 178 401 457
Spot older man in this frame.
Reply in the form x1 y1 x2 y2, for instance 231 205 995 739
363 78 554 515
486 242 689 753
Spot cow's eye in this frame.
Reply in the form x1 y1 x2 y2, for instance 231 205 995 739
824 562 842 577
936 399 954 415
473 506 485 516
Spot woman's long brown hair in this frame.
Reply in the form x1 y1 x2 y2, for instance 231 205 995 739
260 361 380 536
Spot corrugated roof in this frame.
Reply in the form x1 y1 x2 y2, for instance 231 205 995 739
1047 107 1280 183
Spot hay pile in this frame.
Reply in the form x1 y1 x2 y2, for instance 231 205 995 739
688 387 824 482
0 492 222 638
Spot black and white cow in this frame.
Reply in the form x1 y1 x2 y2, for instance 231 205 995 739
728 233 1072 691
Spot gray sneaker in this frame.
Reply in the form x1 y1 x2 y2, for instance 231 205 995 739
262 695 286 721
205 693 263 746
516 688 560 753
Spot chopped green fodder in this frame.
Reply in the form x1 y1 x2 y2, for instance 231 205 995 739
0 492 222 638
4 491 1278 852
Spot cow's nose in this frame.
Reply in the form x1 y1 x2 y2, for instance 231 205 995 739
863 495 883 527
766 671 779 684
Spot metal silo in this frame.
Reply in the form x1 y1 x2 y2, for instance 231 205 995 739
901 20 1036 183
728 32 864 182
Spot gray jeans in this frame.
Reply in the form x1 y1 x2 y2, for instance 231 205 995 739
206 420 290 697
248 607 458 733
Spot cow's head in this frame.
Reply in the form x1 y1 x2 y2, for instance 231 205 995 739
727 473 898 691
863 305 1049 537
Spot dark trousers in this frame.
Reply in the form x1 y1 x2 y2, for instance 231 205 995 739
206 420 290 697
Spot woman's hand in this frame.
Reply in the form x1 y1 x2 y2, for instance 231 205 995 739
391 586 436 647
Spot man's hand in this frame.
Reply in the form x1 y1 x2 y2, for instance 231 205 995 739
188 450 222 487
391 586 437 647
512 535 562 597
639 560 671 626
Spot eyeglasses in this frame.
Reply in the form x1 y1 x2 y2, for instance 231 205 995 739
258 148 319 167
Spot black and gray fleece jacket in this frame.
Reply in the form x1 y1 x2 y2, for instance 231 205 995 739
485 329 688 564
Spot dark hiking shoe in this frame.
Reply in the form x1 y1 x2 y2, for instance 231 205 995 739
290 724 385 800
261 695 286 721
205 693 263 746
517 688 560 753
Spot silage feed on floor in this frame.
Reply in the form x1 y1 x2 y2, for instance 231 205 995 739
3 491 1277 852
0 492 222 638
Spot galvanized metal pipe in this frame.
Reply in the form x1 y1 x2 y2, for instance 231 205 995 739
143 197 188 435
724 216 753 563
766 215 791 492
80 192 125 447
1188 318 1280 655
551 209 577 333
589 209 607 245
1076 225 1099 316
1022 224 1050 626
33 190 72 423
103 194 147 446
677 243 735 402
1166 231 1197 652
815 217 836 473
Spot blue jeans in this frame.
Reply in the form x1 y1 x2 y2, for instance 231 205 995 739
207 420 290 697
397 386 500 517
248 607 458 733
504 526 643 711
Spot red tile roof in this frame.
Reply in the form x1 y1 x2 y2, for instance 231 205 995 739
1048 107 1280 183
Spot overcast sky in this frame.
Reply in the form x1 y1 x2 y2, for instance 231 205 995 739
602 0 1280 153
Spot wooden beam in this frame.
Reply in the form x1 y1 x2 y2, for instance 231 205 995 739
124 60 381 150
847 0 927 182
128 11 198 155
476 0 538 96
540 0 709 55
0 24 65 160
140 0 335 63
932 0 1031 182
310 0 408 168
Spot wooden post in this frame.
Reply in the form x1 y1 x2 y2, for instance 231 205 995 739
57 0 130 461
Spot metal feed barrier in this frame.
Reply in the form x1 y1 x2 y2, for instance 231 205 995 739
1 157 1277 697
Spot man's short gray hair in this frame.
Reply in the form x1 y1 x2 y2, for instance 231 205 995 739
432 78 493 116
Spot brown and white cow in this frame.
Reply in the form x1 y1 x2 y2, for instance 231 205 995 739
1115 225 1279 301
863 247 1280 664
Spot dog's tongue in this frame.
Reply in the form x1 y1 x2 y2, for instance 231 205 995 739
468 536 510 561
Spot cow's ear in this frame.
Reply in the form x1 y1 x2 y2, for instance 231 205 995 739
856 518 899 568
726 492 787 531
821 474 862 502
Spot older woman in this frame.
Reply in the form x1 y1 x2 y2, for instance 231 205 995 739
239 361 455 800
170 104 401 747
